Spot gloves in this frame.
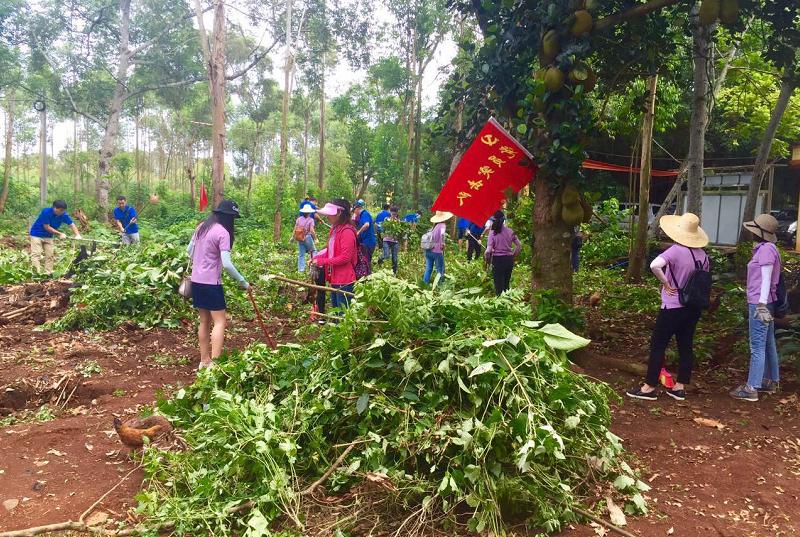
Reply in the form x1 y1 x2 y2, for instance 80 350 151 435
239 280 250 290
755 303 773 324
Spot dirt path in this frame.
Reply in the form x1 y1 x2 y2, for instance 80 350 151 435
0 295 284 533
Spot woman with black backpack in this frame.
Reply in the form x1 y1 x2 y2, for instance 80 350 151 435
730 214 782 402
627 213 709 402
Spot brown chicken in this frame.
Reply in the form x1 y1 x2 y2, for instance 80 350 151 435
113 415 173 448
588 292 602 308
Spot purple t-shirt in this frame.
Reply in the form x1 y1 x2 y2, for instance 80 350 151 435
486 226 521 257
747 242 781 305
295 215 315 235
190 223 231 285
658 245 709 309
431 223 446 254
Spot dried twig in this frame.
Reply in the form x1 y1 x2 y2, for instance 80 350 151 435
79 465 142 523
301 443 356 496
573 506 639 537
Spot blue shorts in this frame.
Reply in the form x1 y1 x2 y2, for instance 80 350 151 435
191 282 226 311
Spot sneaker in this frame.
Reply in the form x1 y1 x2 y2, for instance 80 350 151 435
665 388 686 401
756 381 779 394
729 384 758 402
626 386 657 401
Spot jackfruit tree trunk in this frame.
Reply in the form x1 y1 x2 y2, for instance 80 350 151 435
739 77 796 241
628 74 658 282
317 68 325 191
209 0 226 209
531 177 573 303
685 4 712 217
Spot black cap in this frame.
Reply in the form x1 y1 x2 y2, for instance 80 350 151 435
214 199 241 218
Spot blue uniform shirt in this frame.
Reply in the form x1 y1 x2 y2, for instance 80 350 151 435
467 222 484 237
30 208 74 238
357 209 377 248
113 205 139 234
375 209 391 231
403 213 420 223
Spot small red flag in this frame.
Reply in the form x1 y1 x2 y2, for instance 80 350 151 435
199 183 208 212
432 117 536 225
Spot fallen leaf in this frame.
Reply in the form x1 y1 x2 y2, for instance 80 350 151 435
606 496 627 526
47 449 66 456
85 443 94 451
2 499 19 512
33 460 50 467
667 527 674 535
693 417 725 430
86 511 110 526
590 522 609 536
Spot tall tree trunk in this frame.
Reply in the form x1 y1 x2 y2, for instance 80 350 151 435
96 0 132 220
186 139 196 208
402 23 417 194
303 105 310 195
739 76 796 241
685 4 713 217
0 89 14 213
73 113 79 201
210 0 226 208
412 68 422 209
317 68 326 191
39 105 47 207
532 177 573 302
135 110 141 188
628 75 658 282
274 0 293 242
246 133 258 212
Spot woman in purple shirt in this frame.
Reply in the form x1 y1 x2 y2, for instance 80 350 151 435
627 213 709 401
423 211 452 284
731 214 782 401
484 210 521 296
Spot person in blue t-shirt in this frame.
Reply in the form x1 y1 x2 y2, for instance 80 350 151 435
402 211 421 224
29 199 82 275
113 196 140 245
456 217 469 248
353 199 377 271
375 203 391 263
465 220 485 261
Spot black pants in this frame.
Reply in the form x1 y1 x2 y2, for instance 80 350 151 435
645 306 702 386
491 255 514 296
315 266 326 315
466 236 481 261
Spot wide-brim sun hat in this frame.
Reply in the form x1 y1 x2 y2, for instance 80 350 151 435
743 213 779 243
299 205 316 214
317 202 344 216
430 211 454 224
659 213 709 248
214 199 241 218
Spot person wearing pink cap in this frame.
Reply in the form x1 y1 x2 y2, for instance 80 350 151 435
311 199 358 311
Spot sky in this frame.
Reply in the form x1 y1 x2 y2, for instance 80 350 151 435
34 2 459 158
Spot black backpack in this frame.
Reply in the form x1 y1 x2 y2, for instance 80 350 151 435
774 271 789 319
670 247 712 310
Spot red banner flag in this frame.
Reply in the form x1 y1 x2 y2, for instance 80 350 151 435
199 183 209 212
432 118 536 225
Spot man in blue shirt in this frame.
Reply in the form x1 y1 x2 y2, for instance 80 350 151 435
466 220 485 261
353 199 377 272
402 211 421 224
375 203 391 263
113 196 140 245
456 217 469 249
29 199 82 275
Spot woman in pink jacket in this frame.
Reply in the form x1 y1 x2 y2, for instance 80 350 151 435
312 199 358 310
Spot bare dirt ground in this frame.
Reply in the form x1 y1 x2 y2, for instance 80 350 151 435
1 285 799 536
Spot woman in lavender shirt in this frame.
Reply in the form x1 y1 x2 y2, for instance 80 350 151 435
730 214 782 401
484 210 521 296
423 211 452 284
627 213 709 402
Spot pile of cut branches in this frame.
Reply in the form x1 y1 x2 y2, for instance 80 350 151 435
138 273 648 536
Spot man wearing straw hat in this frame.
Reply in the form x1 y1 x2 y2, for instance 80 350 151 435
730 213 783 402
627 213 709 402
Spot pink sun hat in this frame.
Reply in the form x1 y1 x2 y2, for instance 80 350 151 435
316 202 344 216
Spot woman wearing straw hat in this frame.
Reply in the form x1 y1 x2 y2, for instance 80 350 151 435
627 213 709 401
294 205 318 273
423 211 452 284
730 214 782 402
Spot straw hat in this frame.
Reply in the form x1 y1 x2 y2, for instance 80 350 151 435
430 211 454 224
743 214 778 243
659 213 709 248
